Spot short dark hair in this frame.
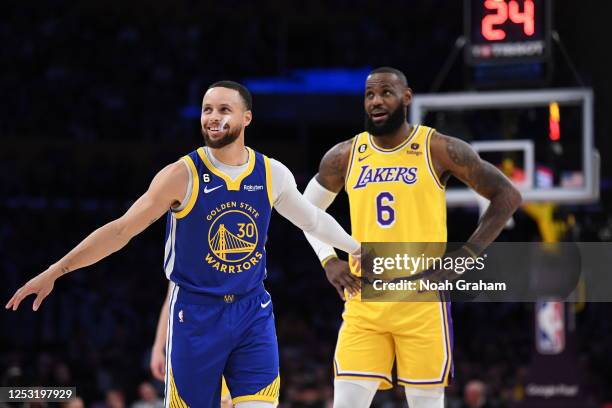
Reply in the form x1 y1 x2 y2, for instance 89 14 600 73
368 67 408 87
207 80 253 110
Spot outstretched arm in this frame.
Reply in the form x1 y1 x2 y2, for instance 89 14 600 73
270 158 359 256
6 161 189 311
431 132 522 252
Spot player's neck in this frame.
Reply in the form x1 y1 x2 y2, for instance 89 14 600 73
371 122 414 149
208 138 249 166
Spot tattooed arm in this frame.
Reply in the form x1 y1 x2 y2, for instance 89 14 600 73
304 139 361 299
315 139 354 192
6 161 188 311
431 132 522 253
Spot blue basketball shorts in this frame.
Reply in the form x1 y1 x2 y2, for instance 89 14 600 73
164 284 280 407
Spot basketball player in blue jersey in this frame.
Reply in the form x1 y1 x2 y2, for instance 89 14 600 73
6 81 362 408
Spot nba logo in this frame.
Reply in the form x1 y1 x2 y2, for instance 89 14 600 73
536 301 565 354
178 310 184 323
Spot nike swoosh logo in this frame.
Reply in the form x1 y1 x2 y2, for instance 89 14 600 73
203 185 222 194
260 299 272 308
358 154 372 162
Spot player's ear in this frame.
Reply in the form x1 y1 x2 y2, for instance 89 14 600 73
403 87 413 107
243 110 252 127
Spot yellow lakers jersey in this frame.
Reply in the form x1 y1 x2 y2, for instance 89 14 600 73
338 126 452 390
345 125 447 245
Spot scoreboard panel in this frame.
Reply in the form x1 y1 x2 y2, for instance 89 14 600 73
465 0 551 65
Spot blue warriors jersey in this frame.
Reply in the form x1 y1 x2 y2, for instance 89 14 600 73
163 147 274 297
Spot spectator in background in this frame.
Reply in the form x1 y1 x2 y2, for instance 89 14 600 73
131 381 163 408
53 362 72 387
62 397 85 408
1 366 23 387
462 380 490 408
108 389 127 408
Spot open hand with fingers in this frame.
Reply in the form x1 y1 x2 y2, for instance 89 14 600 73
324 258 361 301
5 268 59 311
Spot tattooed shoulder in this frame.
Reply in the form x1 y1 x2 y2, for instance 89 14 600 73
439 133 478 170
321 139 353 174
434 131 515 196
317 138 354 190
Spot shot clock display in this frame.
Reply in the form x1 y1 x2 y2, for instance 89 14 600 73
465 0 551 65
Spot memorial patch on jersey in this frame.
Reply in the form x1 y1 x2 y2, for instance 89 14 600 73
353 165 418 189
205 200 263 273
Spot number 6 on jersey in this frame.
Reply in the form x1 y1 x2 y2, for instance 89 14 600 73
376 192 395 227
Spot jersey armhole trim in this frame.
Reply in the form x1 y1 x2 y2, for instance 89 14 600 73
425 129 445 191
343 135 360 191
172 159 193 213
263 155 274 208
174 155 199 219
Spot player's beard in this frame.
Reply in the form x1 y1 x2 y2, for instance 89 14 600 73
364 105 406 137
201 124 242 149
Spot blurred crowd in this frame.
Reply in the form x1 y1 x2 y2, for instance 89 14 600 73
0 1 462 144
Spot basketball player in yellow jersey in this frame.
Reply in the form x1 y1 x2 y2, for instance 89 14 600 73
304 67 522 408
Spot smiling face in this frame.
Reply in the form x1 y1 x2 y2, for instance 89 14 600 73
364 72 412 137
200 87 252 148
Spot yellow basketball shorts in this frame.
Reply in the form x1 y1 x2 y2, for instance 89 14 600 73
334 298 453 389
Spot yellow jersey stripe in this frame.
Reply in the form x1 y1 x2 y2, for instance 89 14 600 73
343 135 360 191
441 295 452 383
258 375 279 397
425 128 444 190
270 376 279 396
232 375 280 404
266 380 274 397
168 367 188 408
267 375 280 395
268 380 276 396
174 375 187 408
233 394 278 404
269 379 277 397
368 125 419 153
174 156 200 219
221 376 230 398
261 382 272 396
263 155 274 207
197 146 256 191
321 254 338 268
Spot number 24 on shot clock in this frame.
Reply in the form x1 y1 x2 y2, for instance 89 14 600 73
464 0 552 64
